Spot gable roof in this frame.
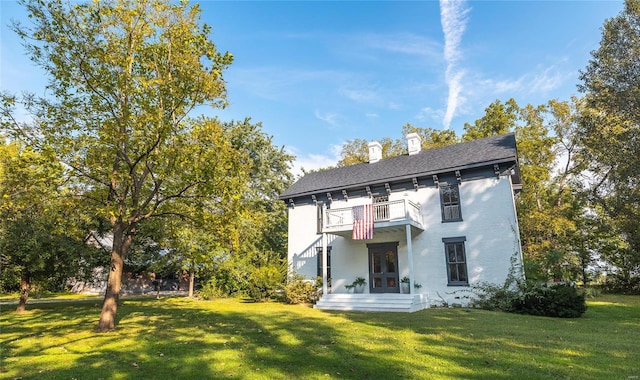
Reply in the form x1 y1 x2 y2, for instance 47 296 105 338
280 133 519 200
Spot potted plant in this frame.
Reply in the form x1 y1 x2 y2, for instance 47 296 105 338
400 277 422 293
346 276 366 293
400 276 410 294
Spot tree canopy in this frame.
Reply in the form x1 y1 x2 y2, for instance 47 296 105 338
335 125 461 167
462 98 519 141
0 139 102 311
578 0 640 286
1 0 293 330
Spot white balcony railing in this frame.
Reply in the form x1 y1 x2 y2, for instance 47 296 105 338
324 200 423 230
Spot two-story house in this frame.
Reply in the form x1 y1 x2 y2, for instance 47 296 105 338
280 133 524 311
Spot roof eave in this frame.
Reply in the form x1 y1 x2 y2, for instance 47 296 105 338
279 156 518 200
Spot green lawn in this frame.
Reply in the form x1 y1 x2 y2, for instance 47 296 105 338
1 295 638 379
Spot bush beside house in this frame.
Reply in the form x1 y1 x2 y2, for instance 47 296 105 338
472 281 587 318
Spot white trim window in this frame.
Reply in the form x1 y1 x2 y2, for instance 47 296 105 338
440 184 462 222
443 237 468 285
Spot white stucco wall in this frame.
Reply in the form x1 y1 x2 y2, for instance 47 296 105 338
409 176 522 305
287 204 323 279
287 175 522 306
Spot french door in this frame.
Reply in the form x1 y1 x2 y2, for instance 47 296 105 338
368 242 399 293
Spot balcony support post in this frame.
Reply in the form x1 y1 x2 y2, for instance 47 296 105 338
322 232 329 295
405 224 415 293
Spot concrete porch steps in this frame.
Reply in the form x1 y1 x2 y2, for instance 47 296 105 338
314 293 428 312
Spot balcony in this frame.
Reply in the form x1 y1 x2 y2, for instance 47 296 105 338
323 199 424 236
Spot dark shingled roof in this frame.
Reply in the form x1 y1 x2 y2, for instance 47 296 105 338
280 133 518 199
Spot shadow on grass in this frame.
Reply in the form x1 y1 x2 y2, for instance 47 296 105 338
335 299 640 379
2 296 639 379
2 298 415 379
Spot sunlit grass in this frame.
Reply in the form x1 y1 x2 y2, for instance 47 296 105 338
0 291 103 302
1 295 639 379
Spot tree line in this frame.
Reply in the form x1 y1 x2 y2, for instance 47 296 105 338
1 0 638 331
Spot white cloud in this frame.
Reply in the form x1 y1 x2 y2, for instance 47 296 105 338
339 87 380 104
415 107 444 123
314 109 340 126
365 112 379 119
287 145 342 177
477 64 565 96
364 32 442 60
388 102 402 110
443 68 467 129
440 0 470 130
529 66 564 93
490 78 524 94
440 0 470 64
229 66 343 101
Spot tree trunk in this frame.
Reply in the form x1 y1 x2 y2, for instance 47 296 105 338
188 268 195 298
16 271 30 313
97 223 132 331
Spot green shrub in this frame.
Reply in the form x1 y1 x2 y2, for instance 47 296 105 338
283 274 319 304
470 253 586 318
246 263 285 302
472 281 587 318
198 261 246 298
470 252 524 312
0 265 21 293
601 273 640 295
584 286 602 298
470 281 519 312
513 282 586 318
196 279 228 300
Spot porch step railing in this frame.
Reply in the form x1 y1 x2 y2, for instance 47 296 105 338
324 199 422 229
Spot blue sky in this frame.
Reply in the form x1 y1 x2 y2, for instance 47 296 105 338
0 1 624 174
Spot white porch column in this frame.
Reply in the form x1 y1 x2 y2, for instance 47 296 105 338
322 232 328 295
406 224 415 293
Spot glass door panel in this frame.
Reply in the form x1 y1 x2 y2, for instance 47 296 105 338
371 251 384 291
368 243 399 293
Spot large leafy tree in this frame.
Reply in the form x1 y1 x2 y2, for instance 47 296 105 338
3 0 235 330
459 98 593 281
157 118 293 300
0 140 100 311
462 98 519 141
195 118 292 300
578 0 640 283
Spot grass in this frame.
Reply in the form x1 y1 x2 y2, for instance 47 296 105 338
0 291 103 302
1 295 639 379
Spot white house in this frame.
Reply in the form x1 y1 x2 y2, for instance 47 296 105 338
280 133 524 311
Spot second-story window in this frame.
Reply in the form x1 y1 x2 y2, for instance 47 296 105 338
440 184 462 222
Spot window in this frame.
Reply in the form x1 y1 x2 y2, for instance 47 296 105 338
316 202 324 234
440 184 462 222
443 237 468 285
316 246 332 279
